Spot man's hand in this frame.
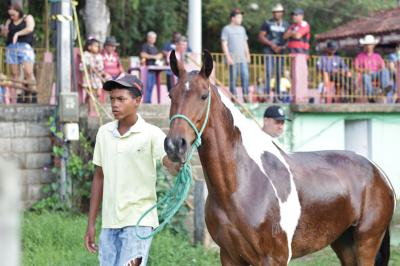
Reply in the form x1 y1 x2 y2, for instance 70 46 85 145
226 56 234 65
84 225 98 253
163 156 182 176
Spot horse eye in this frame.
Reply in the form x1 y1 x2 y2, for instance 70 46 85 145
201 94 208 100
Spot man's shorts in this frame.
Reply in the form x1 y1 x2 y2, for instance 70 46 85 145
99 226 153 266
5 42 35 65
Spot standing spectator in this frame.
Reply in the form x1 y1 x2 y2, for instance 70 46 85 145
140 31 163 103
388 44 400 102
1 4 36 103
284 8 311 55
316 41 352 102
355 35 393 101
262 105 290 138
162 32 181 92
102 36 124 80
258 3 289 101
221 8 250 102
80 38 104 116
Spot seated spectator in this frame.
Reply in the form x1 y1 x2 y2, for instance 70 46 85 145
102 36 124 80
80 38 104 116
355 35 393 101
388 44 400 101
162 32 181 92
317 41 352 103
140 31 163 103
270 69 291 103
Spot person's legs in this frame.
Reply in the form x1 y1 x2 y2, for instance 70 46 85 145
240 62 249 99
362 73 373 97
145 71 156 103
99 228 121 266
118 227 153 266
229 64 238 96
265 55 274 97
275 56 284 98
379 68 393 94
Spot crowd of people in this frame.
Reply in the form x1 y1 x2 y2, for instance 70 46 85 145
1 3 400 105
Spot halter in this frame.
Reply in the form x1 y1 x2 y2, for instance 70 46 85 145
135 84 212 239
169 85 212 154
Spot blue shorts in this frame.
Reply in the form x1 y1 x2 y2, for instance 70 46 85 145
99 226 153 266
5 42 35 65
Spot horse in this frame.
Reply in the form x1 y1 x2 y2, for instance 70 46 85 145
164 50 396 266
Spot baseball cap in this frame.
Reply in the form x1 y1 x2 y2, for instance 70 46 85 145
103 74 143 97
263 105 291 121
326 40 339 50
230 8 244 17
291 8 304 15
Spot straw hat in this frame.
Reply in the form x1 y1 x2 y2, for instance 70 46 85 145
359 34 379 45
272 3 284 12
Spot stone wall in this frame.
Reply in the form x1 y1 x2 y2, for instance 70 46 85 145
0 105 54 207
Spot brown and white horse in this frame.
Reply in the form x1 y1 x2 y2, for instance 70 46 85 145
164 50 396 266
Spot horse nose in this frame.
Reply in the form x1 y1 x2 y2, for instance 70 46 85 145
164 136 187 161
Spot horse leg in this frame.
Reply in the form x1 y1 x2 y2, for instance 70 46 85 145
330 227 357 266
220 248 249 266
354 228 388 266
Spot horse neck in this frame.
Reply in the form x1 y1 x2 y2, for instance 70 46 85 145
197 89 240 202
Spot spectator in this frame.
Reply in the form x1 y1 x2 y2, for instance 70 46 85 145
221 8 250 102
284 8 311 55
316 41 352 102
258 3 289 101
270 69 291 103
140 31 163 103
102 36 124 80
388 44 400 101
262 105 290 138
162 32 181 92
1 4 36 103
80 38 104 116
355 35 393 101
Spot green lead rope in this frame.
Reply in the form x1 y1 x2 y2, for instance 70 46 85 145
135 88 212 239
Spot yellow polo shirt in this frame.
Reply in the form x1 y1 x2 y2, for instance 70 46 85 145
92 114 166 228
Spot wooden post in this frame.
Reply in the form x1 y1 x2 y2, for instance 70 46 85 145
291 54 309 103
194 179 206 245
0 161 21 266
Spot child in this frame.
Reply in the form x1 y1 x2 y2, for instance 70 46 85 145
270 69 291 103
80 38 104 116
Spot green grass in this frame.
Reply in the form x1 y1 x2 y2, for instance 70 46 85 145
23 211 400 265
22 211 219 266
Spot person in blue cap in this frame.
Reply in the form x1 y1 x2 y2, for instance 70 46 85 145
262 105 291 138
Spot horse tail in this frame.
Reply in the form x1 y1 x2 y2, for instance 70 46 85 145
375 227 390 266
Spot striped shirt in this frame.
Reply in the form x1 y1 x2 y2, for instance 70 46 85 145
287 21 311 54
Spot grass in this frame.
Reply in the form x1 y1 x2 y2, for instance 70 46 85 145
23 211 400 265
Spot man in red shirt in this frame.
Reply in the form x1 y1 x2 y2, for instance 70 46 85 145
283 8 310 54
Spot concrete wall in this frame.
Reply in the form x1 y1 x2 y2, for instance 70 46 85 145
0 105 54 207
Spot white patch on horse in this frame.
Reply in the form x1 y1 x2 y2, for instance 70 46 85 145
218 89 301 264
185 82 190 91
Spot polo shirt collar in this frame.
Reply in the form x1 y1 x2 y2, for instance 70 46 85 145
107 114 146 138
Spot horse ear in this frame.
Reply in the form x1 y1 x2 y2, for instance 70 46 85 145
200 50 213 79
169 50 185 78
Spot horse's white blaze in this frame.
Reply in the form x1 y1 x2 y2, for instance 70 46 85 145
218 89 301 263
185 82 190 91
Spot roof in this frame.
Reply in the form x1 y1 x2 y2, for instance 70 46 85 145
315 7 400 41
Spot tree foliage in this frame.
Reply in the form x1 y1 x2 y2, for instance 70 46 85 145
0 0 397 55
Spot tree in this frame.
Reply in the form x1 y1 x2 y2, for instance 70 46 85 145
82 0 110 43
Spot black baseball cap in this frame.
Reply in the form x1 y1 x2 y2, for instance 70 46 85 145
230 8 244 17
103 74 143 97
326 40 339 50
263 105 291 121
291 8 304 15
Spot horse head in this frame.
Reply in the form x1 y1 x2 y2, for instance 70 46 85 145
164 50 213 163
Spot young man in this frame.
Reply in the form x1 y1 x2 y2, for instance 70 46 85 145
221 8 250 101
262 105 290 138
258 3 289 99
84 74 179 266
284 8 311 55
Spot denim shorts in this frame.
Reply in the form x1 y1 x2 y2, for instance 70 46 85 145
99 226 153 266
5 42 35 65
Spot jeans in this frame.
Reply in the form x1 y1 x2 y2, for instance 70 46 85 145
145 70 156 103
99 226 153 266
229 62 249 96
362 68 393 96
265 54 284 97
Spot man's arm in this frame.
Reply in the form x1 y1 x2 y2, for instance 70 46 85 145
221 40 233 65
258 31 280 53
84 166 104 253
245 41 251 63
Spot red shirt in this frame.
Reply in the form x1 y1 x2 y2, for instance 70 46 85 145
287 21 311 54
102 51 122 77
